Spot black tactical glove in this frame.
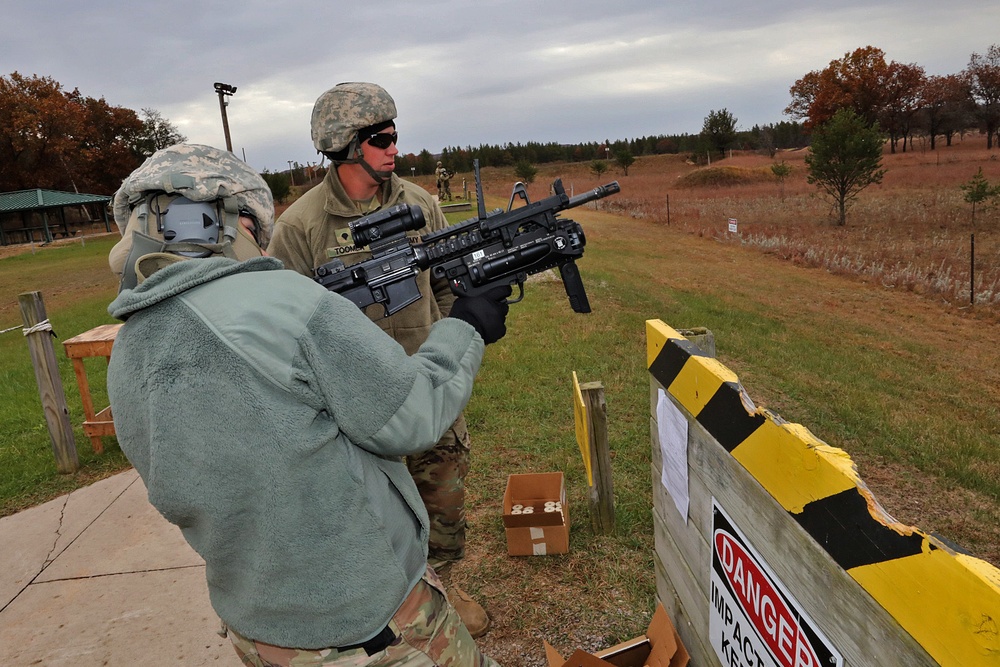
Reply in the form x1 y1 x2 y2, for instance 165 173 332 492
448 285 513 344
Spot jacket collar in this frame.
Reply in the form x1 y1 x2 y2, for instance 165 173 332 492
322 169 404 218
109 256 282 321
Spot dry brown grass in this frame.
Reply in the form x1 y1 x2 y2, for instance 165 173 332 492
477 135 1000 315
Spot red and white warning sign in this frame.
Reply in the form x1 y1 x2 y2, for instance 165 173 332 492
710 500 842 667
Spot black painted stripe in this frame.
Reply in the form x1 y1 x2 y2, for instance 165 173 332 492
696 381 767 452
793 488 927 570
648 336 709 390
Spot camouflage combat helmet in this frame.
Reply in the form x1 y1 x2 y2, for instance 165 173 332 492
109 144 275 291
310 82 397 155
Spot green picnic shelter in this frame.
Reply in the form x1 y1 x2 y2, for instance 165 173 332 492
0 189 113 246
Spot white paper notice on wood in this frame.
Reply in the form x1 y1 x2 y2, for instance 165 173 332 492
657 387 689 523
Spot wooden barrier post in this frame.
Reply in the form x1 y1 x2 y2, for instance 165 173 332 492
576 377 615 534
18 291 79 473
676 327 715 357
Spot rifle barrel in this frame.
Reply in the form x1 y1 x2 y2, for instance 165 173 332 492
566 182 620 209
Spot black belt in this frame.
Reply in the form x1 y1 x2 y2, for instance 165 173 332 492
338 626 396 656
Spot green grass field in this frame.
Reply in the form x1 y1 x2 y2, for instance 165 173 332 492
0 236 127 514
2 193 998 656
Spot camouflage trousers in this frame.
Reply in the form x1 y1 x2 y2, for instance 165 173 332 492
226 566 499 667
407 413 471 565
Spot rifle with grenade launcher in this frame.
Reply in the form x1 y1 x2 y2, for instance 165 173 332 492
314 160 620 316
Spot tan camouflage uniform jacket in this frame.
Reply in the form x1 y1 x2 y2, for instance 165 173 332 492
269 169 455 355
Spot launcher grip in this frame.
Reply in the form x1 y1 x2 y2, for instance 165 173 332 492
559 260 591 314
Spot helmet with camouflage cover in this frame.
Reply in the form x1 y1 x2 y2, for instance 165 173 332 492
310 82 397 157
109 143 275 291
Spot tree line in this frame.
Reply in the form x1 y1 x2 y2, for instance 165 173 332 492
0 72 185 195
396 121 809 176
780 43 1000 227
786 44 1000 152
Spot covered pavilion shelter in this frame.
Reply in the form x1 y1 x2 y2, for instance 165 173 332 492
0 189 113 246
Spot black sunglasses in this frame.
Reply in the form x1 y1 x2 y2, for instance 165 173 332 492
365 131 398 149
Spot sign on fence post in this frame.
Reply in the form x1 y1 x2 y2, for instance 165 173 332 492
18 291 79 473
573 371 615 534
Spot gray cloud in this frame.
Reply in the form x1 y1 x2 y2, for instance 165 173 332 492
2 0 997 171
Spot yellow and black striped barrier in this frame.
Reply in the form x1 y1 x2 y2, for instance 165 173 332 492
647 319 1000 666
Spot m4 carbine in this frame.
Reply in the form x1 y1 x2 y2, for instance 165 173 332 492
314 161 620 317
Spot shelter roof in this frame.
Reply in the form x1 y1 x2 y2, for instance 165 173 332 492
0 189 112 214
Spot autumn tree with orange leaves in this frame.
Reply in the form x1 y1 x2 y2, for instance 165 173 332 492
786 47 892 129
919 74 974 150
787 44 1000 153
0 72 185 194
786 47 928 153
879 61 925 153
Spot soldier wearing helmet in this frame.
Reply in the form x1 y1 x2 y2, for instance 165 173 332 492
435 160 453 201
108 143 274 291
268 83 492 639
106 144 505 667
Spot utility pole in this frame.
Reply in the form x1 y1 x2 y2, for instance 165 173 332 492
287 160 296 186
213 82 237 152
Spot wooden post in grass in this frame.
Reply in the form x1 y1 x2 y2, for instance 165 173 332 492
575 376 615 534
677 327 716 358
18 291 79 473
970 233 975 306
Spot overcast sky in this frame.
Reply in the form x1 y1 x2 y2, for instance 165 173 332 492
4 1 998 173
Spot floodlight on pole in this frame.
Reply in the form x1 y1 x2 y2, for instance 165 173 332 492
214 82 237 152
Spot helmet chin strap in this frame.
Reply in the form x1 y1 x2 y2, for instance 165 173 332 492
358 159 393 185
336 142 393 185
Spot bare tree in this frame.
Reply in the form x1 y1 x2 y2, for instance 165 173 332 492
966 44 1000 149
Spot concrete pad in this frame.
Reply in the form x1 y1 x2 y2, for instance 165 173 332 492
0 567 235 666
0 469 138 608
38 475 203 581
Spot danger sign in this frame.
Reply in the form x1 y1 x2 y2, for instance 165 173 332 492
710 500 842 667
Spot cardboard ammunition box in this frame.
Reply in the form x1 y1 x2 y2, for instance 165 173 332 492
543 603 690 667
502 472 569 556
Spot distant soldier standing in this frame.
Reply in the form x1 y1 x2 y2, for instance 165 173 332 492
268 83 490 637
436 160 453 201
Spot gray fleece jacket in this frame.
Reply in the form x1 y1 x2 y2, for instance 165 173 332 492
106 256 483 649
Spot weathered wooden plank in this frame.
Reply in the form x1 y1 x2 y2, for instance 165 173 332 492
653 550 715 667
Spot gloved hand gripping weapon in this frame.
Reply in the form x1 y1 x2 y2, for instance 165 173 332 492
314 160 620 317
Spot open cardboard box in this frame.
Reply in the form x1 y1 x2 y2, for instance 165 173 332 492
502 472 569 556
544 603 689 667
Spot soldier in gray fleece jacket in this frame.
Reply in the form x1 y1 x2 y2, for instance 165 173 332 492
106 144 507 666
